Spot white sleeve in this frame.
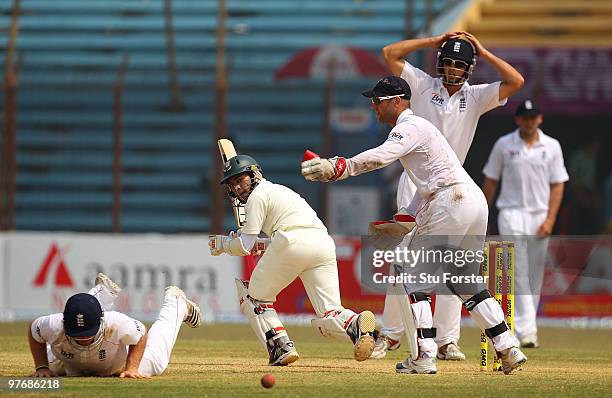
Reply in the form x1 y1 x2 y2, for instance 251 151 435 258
31 313 63 344
470 81 507 115
550 141 570 183
400 61 430 94
242 194 266 235
347 128 419 177
108 312 146 346
482 139 504 180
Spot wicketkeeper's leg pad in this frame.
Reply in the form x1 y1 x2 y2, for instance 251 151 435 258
236 279 288 349
462 289 519 351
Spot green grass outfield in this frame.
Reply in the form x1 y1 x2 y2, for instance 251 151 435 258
1 322 611 397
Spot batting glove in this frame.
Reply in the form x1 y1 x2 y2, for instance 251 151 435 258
208 235 227 256
251 238 270 256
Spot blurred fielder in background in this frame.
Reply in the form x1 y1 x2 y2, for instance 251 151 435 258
208 155 376 366
301 76 527 374
482 99 569 348
372 31 525 360
28 274 201 378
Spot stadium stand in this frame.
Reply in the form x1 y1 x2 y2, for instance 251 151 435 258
0 0 450 232
454 0 612 48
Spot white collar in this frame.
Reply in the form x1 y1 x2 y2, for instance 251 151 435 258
512 129 545 147
435 78 470 94
396 108 414 124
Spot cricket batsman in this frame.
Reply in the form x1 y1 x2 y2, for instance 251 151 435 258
208 155 376 366
28 274 201 377
301 76 527 374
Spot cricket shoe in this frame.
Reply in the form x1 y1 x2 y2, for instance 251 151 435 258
95 273 121 297
165 286 202 328
370 333 401 359
498 347 527 374
395 353 437 374
347 311 376 361
268 335 299 366
520 335 540 349
437 342 466 361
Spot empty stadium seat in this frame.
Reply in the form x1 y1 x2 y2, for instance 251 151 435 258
0 0 449 232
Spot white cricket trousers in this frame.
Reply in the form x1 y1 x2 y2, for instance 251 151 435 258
400 183 519 356
498 208 549 340
380 259 462 347
382 173 462 347
90 285 186 376
248 227 346 317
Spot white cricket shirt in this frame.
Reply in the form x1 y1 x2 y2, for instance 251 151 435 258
482 129 569 212
31 311 146 376
347 109 473 206
397 171 417 212
242 179 325 237
401 61 507 164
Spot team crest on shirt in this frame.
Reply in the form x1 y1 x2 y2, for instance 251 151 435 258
541 150 547 160
430 93 444 106
459 97 466 112
509 150 520 159
99 349 106 361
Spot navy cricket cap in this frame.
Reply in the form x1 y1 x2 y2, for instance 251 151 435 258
63 293 103 337
361 76 412 100
515 99 541 117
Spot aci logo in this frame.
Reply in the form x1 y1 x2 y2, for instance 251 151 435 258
33 242 74 287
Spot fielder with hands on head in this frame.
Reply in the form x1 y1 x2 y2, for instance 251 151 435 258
482 100 569 348
208 156 376 366
29 274 201 378
371 31 525 360
301 76 527 374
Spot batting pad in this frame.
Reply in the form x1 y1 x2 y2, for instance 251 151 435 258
235 279 287 350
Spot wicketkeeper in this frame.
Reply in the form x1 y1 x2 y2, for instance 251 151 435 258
374 30 525 360
301 76 527 374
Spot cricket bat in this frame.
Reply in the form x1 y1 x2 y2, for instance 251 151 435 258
217 138 256 276
218 138 246 227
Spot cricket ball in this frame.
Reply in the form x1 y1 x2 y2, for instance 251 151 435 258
261 373 275 389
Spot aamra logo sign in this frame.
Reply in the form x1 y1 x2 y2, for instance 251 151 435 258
33 242 74 288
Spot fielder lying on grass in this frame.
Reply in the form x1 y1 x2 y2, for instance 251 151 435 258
28 274 201 378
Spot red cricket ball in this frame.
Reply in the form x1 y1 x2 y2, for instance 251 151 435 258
261 373 275 389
